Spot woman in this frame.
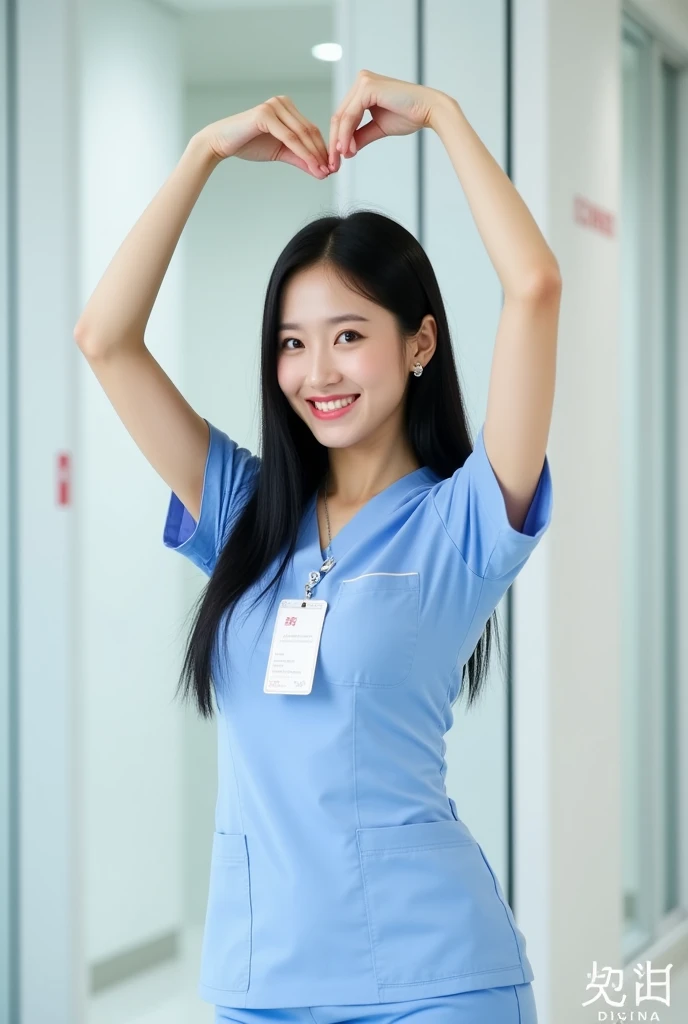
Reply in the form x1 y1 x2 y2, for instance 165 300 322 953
75 70 559 1024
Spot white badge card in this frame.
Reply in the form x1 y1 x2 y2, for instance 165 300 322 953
263 599 328 695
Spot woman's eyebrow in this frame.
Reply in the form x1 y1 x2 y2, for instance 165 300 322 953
278 313 370 330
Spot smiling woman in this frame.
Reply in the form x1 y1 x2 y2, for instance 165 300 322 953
275 262 432 503
153 207 552 1018
74 64 556 1022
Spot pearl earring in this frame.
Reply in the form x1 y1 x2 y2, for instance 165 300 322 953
412 362 423 377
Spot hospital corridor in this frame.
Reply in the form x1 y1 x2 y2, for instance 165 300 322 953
1 1 688 1023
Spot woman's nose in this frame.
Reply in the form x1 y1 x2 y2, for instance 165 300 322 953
306 355 338 388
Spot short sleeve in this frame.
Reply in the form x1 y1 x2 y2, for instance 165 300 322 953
162 418 260 577
431 424 552 582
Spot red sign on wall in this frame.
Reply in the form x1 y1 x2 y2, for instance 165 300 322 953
574 194 616 238
56 453 71 506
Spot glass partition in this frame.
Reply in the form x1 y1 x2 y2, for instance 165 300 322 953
620 13 684 961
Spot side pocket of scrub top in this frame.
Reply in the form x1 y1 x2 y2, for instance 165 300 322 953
323 571 420 686
199 832 252 994
356 819 523 987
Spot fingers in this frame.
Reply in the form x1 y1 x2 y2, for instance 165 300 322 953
264 96 330 177
276 148 320 176
349 116 385 153
277 95 331 169
336 100 364 160
329 75 371 167
328 81 358 170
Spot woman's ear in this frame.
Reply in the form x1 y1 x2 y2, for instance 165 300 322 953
413 315 437 365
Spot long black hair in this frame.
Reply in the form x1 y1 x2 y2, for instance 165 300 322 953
175 209 502 718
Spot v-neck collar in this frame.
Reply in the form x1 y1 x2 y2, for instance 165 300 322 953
305 465 439 564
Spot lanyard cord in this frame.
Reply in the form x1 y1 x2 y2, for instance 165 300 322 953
322 473 333 559
304 473 335 600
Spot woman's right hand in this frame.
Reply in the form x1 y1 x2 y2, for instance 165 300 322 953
197 96 333 179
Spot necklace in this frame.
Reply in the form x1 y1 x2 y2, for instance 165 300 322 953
321 473 333 559
303 474 335 600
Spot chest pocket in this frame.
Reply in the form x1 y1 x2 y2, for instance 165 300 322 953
321 571 420 687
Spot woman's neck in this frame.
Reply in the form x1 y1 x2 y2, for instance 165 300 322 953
323 448 421 507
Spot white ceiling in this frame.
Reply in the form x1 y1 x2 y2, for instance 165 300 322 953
156 1 334 86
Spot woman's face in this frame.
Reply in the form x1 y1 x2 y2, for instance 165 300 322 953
276 264 411 451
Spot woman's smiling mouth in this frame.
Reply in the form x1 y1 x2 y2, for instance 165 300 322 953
306 394 360 419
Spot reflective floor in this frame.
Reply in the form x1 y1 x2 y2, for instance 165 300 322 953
89 927 213 1024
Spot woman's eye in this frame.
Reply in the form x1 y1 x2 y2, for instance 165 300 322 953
337 329 361 343
278 329 361 351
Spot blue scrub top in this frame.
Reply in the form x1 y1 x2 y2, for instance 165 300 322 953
163 418 553 1009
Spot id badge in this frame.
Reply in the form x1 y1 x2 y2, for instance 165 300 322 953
263 598 328 695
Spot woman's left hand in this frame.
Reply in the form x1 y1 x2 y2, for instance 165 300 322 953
328 70 449 171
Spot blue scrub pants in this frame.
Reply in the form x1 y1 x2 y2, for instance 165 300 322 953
215 982 537 1023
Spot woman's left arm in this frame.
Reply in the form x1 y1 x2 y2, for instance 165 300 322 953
430 95 560 534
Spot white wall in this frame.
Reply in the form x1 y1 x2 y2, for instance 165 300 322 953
181 77 334 926
514 1 623 1019
78 0 186 983
17 0 81 1018
333 0 418 230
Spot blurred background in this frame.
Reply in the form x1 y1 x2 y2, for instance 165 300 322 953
0 0 687 1021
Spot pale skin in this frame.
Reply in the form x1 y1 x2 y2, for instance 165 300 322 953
73 71 559 540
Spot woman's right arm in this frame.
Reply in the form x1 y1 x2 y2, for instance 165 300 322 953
74 132 221 522
74 100 331 522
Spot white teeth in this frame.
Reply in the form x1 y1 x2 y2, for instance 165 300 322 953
313 396 357 411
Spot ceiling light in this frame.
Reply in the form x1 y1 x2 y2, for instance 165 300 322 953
311 43 342 62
